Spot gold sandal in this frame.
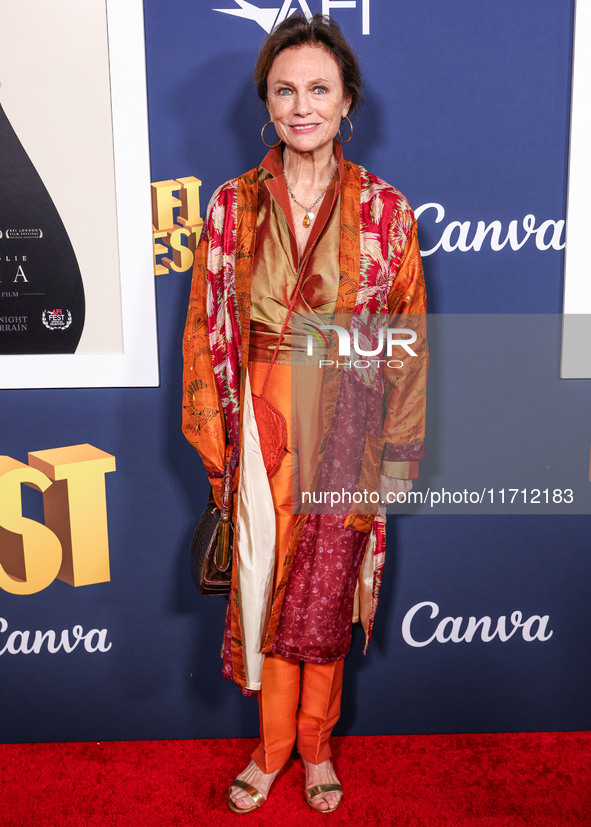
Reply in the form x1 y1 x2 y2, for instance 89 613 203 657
227 778 266 814
305 783 343 814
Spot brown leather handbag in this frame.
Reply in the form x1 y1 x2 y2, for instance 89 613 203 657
190 450 233 595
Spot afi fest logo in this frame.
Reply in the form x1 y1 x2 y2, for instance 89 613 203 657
306 323 418 369
0 444 115 595
42 308 72 331
213 0 371 35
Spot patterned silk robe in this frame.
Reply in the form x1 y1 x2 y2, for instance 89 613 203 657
182 150 427 691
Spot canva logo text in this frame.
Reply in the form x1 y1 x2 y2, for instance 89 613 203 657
0 618 112 656
416 203 565 257
402 601 553 647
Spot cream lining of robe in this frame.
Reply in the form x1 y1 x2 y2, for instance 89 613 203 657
234 371 276 691
353 528 375 638
235 372 377 689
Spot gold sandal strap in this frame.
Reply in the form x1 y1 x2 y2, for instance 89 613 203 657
229 779 266 806
306 783 343 800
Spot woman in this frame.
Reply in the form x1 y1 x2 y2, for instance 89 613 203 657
182 14 427 814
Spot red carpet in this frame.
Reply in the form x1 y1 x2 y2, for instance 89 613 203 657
1 733 589 826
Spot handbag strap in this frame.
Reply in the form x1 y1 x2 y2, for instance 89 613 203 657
260 244 316 400
220 443 233 521
214 444 233 571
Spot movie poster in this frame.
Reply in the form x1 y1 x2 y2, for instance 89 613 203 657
0 0 123 359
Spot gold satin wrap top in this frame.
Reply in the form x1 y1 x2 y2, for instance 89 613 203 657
249 148 344 363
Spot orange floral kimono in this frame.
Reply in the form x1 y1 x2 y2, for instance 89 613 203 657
182 147 427 691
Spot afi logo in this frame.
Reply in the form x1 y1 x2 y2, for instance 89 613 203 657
213 0 371 35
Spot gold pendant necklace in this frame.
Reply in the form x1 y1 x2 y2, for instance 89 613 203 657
284 165 338 228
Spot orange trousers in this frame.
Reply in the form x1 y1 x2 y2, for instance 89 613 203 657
249 360 344 773
251 653 344 772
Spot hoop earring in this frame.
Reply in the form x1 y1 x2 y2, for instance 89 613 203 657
339 116 353 143
261 121 281 148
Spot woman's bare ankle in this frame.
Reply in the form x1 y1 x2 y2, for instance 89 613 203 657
302 757 343 812
228 759 281 810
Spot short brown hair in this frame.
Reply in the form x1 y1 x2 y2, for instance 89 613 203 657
254 14 363 111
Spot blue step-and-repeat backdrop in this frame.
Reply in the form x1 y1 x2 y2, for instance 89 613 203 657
2 0 590 743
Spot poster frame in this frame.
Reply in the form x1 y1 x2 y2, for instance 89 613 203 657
0 0 158 389
561 0 591 378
